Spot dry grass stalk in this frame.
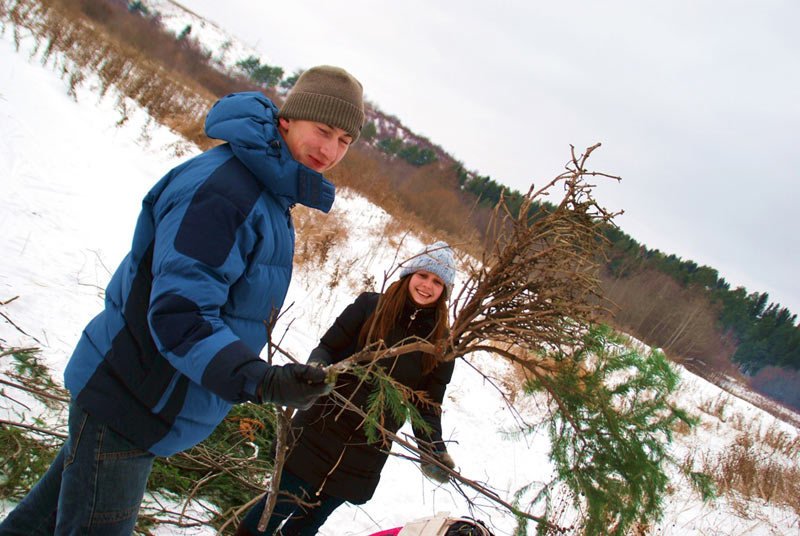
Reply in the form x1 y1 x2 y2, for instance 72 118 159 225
703 438 800 516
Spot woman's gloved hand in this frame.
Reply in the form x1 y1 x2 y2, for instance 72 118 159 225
421 450 456 483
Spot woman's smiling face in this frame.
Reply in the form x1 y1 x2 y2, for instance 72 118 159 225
408 270 445 306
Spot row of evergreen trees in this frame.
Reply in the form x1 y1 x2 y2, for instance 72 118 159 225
234 56 302 91
604 226 799 374
374 135 438 166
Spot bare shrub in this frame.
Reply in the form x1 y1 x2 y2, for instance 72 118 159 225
5 0 218 148
398 162 476 238
66 69 84 99
600 268 738 377
326 148 396 208
671 416 694 436
749 366 800 413
326 150 471 253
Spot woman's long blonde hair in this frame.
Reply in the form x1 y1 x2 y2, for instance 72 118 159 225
358 275 449 375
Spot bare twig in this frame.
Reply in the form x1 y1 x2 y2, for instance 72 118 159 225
173 449 267 492
0 418 68 439
0 311 42 345
325 340 435 374
0 378 71 403
215 492 265 535
1 390 31 411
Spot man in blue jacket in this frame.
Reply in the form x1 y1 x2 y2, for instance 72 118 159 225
0 65 365 535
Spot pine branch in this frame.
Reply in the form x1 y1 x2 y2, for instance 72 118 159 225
326 389 570 532
257 145 706 535
266 338 565 530
0 346 41 359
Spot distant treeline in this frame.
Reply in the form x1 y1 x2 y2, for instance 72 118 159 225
603 226 800 374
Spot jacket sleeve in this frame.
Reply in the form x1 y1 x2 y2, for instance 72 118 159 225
307 292 374 366
145 163 273 404
413 358 455 453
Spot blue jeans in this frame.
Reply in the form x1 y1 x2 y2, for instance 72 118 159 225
238 470 345 536
0 403 155 535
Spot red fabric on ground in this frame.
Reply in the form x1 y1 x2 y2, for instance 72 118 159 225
366 528 402 536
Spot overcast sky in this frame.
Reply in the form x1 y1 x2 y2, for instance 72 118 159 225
179 0 799 314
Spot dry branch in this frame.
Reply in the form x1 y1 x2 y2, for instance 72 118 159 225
327 389 570 533
0 378 70 403
325 144 618 382
256 408 292 532
0 311 42 345
0 418 68 439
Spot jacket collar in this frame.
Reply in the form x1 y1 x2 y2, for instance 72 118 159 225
403 297 437 325
203 92 335 213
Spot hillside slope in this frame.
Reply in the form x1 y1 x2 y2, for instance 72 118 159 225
1 16 799 536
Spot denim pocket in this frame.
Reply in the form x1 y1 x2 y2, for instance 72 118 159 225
62 403 90 469
97 437 152 461
55 403 156 533
89 423 155 526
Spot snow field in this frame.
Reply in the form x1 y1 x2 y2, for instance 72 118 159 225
2 16 799 536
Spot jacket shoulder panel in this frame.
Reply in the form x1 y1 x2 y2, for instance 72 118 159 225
174 156 261 268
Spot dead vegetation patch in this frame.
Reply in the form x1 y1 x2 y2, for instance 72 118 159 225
701 435 800 517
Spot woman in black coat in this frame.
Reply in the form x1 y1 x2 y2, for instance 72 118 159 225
237 241 457 536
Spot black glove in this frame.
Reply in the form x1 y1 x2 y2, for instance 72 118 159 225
421 450 456 483
307 359 334 395
259 363 328 409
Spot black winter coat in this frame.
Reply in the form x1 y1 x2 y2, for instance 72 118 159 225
283 292 455 504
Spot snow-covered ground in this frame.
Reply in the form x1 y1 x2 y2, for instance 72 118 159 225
2 13 799 536
141 0 283 83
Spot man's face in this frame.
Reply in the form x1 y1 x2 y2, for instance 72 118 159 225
278 117 353 173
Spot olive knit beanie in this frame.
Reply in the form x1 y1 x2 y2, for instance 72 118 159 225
278 65 365 141
399 241 456 298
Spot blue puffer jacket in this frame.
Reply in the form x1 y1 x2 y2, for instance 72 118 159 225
64 92 335 456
